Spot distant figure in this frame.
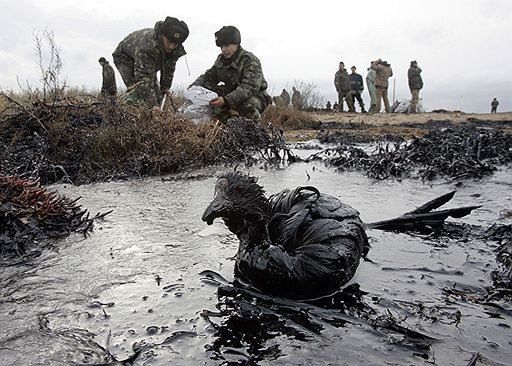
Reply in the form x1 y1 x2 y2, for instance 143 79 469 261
326 101 332 111
366 65 377 113
291 86 302 109
98 57 117 103
408 60 423 113
334 61 355 112
113 16 189 111
371 58 393 113
349 66 366 113
280 89 291 106
491 98 499 113
273 95 285 107
332 102 339 111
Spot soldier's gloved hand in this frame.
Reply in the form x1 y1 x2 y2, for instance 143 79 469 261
151 105 162 114
210 97 225 107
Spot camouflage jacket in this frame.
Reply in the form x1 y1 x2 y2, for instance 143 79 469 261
112 21 186 105
334 69 351 92
101 62 117 94
280 90 291 105
291 90 302 108
191 46 270 108
408 66 423 90
371 63 393 88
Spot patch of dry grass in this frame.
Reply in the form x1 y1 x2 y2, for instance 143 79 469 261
1 95 278 184
262 105 321 131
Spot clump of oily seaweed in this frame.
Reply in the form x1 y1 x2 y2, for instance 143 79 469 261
0 173 108 259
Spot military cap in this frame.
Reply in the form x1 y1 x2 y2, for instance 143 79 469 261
215 26 241 47
160 16 189 44
98 57 107 63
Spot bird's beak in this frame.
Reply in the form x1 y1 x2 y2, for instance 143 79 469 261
202 194 229 225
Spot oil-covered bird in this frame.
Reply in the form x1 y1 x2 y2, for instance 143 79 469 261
202 172 480 299
202 172 369 299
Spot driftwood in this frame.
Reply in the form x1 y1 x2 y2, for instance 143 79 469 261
367 191 480 232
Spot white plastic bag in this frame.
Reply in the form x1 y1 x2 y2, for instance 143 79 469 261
178 86 218 124
392 98 425 113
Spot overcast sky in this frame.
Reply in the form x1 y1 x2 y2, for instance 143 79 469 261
1 0 511 112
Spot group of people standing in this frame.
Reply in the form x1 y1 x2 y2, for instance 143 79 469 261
273 87 303 109
334 59 423 114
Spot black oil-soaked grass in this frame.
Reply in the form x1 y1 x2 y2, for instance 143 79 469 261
0 161 511 365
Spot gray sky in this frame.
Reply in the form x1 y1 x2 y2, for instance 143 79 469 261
1 0 511 112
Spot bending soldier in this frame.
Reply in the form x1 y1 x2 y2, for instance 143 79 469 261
112 16 189 111
191 26 271 122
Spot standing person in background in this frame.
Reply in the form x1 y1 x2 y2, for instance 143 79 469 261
334 61 355 112
112 16 189 112
366 65 377 113
98 57 117 104
408 60 423 113
371 59 393 113
291 86 303 109
349 66 366 113
491 98 499 113
280 89 291 107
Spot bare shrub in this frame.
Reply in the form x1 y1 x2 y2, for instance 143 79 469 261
33 29 67 102
291 80 325 109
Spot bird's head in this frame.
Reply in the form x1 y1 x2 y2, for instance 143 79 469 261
202 172 269 226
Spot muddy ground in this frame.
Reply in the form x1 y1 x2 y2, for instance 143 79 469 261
286 111 512 141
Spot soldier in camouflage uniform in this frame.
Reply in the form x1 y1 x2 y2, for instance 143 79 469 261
98 57 117 104
280 89 291 106
190 26 271 122
112 16 189 110
407 60 423 113
291 87 302 109
371 59 393 113
334 62 355 112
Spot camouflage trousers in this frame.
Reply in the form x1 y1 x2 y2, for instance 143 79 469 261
367 84 377 112
113 60 162 106
337 90 355 112
375 87 391 113
213 95 267 123
409 89 420 113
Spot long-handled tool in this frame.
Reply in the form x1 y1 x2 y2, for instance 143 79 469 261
160 94 167 111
